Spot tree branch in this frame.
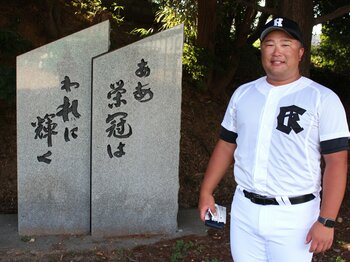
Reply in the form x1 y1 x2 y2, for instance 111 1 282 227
314 5 350 25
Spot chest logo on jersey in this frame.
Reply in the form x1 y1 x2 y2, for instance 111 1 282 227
276 105 306 134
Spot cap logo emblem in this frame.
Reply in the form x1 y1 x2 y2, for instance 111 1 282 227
273 18 284 27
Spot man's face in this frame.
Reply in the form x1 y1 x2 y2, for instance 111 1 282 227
261 30 304 86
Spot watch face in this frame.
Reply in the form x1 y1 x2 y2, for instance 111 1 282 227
325 219 335 228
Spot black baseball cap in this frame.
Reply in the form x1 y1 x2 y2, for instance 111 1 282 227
260 17 304 45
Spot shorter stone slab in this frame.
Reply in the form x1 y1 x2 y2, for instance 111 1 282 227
17 21 110 235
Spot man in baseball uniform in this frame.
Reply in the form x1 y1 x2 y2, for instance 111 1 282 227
199 17 349 261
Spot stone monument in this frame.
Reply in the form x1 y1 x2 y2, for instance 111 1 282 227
17 21 110 235
91 25 183 236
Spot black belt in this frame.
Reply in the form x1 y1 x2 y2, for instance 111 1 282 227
243 190 315 205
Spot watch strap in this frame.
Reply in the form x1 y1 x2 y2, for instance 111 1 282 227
318 216 335 228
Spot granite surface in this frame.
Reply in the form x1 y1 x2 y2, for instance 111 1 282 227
17 21 110 235
91 25 184 236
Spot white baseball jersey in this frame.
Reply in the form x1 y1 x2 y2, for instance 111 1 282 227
221 76 350 196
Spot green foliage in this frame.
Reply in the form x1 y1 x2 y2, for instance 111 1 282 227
170 240 194 262
20 236 32 242
335 256 346 262
133 1 201 82
311 21 350 74
114 248 127 262
152 1 213 86
71 0 106 18
130 27 154 37
110 2 124 24
311 1 350 73
182 43 211 84
154 1 197 40
71 0 124 24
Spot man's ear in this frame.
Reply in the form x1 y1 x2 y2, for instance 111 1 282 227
299 47 305 61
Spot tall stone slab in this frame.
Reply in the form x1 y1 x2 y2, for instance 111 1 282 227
17 21 110 235
91 25 183 236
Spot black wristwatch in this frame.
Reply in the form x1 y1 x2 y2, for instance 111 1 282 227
317 216 336 228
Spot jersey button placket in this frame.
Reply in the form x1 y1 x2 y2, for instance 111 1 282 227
253 88 281 193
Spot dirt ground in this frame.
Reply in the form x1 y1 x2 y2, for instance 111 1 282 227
0 1 350 261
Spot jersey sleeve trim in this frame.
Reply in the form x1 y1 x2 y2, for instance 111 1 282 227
320 137 349 154
220 126 238 144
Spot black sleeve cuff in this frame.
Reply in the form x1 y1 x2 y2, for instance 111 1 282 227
220 126 238 144
321 137 349 154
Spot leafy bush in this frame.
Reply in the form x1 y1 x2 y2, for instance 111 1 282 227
182 43 213 87
311 14 350 74
170 240 194 262
71 0 124 23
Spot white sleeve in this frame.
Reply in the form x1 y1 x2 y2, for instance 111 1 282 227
319 91 350 142
221 91 237 133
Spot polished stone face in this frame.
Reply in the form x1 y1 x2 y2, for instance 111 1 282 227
17 21 110 235
91 24 183 236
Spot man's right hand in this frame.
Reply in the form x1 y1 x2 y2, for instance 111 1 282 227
198 139 236 222
198 193 216 222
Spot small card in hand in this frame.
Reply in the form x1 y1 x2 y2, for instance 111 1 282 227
204 204 226 229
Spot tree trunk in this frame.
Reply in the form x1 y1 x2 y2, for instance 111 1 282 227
208 2 257 98
278 0 314 77
44 0 62 40
197 0 217 92
197 0 216 50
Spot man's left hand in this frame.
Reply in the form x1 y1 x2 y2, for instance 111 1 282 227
306 221 334 253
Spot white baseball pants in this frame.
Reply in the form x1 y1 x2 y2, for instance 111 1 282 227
230 187 320 262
